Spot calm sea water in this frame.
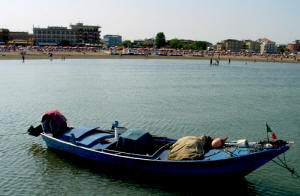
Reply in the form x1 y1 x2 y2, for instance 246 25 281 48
0 59 300 195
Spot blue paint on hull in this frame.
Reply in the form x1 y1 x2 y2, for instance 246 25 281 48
41 133 289 177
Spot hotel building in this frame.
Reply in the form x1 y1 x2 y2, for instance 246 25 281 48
33 23 101 46
70 23 101 45
258 38 277 54
216 39 242 52
242 40 261 53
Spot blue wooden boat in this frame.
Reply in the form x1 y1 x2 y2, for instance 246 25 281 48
32 125 290 178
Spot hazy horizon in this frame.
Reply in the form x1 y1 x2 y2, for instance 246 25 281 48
1 0 299 44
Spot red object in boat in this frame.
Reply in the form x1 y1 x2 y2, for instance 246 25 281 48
41 110 67 126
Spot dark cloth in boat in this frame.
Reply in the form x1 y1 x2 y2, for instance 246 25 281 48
168 136 212 160
41 110 67 127
41 110 68 137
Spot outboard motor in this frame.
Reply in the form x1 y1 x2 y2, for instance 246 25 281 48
28 125 43 137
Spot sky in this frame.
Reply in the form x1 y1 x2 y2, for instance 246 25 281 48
1 0 299 44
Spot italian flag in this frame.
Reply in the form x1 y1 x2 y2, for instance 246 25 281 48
266 123 277 139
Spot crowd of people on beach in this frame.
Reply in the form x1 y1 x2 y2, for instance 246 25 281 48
0 44 299 62
109 47 299 61
0 45 100 53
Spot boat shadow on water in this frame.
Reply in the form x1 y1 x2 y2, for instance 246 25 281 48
28 144 257 195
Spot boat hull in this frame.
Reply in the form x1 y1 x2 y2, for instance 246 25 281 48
41 133 289 177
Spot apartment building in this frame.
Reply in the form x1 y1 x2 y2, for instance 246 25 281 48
9 31 30 41
259 38 277 54
70 23 101 45
242 40 261 53
287 40 300 52
216 39 242 52
0 29 9 44
33 26 76 46
103 35 122 48
33 23 101 46
216 42 225 51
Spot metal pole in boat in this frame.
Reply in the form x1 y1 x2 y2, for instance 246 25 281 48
266 122 270 143
114 127 119 146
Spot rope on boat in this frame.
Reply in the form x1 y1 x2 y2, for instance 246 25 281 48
271 153 300 178
222 146 239 157
204 150 221 158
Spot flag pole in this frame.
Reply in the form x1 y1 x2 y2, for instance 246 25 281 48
266 122 270 143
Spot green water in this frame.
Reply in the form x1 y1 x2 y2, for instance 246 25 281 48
0 59 299 195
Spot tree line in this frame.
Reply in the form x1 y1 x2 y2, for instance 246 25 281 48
122 32 211 50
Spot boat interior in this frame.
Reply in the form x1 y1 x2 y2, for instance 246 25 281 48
57 126 174 160
54 125 257 161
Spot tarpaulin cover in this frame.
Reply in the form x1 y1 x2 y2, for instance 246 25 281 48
41 110 67 127
117 128 152 154
168 136 212 160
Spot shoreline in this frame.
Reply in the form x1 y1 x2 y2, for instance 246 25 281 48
1 51 299 63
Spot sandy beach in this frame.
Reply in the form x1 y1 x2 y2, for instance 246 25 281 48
0 51 299 63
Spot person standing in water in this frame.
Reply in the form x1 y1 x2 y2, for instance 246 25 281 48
21 51 25 63
49 53 53 61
